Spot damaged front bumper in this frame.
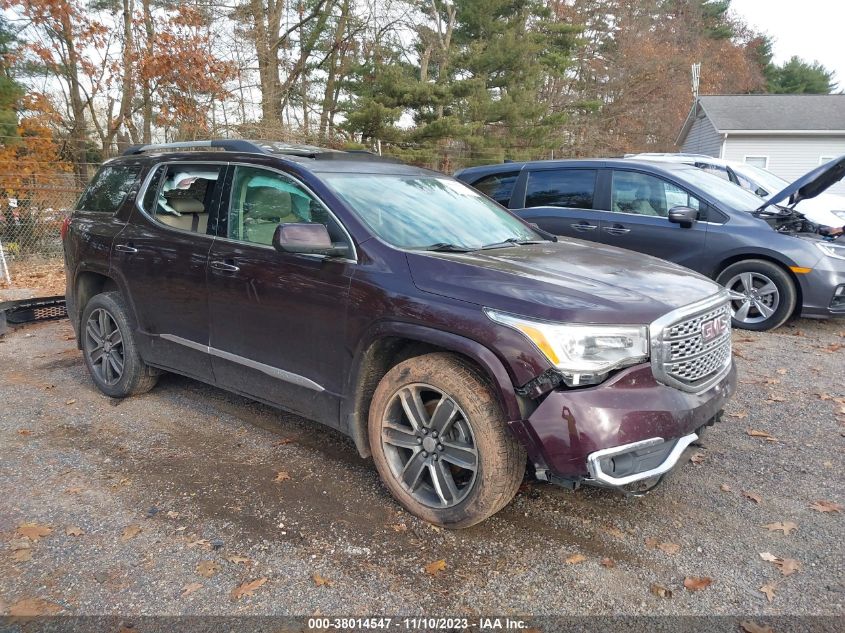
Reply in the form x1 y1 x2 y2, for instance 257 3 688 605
508 360 737 493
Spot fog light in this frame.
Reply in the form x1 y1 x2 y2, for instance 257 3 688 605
832 285 845 310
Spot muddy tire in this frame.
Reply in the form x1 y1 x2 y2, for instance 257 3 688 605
717 259 796 331
81 292 159 398
368 352 525 528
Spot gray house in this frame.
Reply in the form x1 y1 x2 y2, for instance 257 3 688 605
677 94 845 194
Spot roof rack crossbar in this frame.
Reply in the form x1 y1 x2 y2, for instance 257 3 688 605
122 140 268 156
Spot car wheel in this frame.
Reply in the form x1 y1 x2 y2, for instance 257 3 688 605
717 260 797 331
81 292 159 398
368 352 526 528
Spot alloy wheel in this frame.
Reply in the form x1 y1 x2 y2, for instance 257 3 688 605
84 308 125 386
725 271 780 325
380 383 478 508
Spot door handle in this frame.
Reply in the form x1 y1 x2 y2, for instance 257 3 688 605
210 260 240 273
570 222 598 232
114 243 138 253
603 224 631 236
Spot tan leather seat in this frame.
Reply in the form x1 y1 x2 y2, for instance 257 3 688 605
158 197 208 233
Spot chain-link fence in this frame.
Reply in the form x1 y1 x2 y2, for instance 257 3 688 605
0 184 81 296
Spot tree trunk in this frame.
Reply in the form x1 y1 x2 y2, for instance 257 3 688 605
59 10 88 185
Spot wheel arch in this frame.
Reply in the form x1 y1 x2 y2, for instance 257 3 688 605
71 270 120 345
343 322 522 459
712 253 803 317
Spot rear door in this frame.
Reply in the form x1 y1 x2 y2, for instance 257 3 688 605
514 168 606 241
599 169 710 269
206 164 355 428
110 162 226 382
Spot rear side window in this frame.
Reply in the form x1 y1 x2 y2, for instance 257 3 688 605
471 171 519 206
76 165 140 213
525 169 596 209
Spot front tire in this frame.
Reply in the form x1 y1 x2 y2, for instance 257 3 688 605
81 292 158 398
368 353 526 528
717 259 796 331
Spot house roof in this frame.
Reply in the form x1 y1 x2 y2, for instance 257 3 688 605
677 94 845 144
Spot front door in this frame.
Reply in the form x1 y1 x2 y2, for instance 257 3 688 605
206 164 355 428
599 169 710 270
112 162 226 381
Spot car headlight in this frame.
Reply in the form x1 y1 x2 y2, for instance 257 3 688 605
485 309 649 387
815 240 845 261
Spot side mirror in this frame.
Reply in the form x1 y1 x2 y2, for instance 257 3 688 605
668 206 699 228
272 223 350 258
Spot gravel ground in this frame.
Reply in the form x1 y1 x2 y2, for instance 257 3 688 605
0 316 843 618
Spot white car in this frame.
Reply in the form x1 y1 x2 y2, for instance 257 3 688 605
629 153 845 228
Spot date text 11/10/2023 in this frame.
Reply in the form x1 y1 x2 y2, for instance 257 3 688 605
306 617 530 630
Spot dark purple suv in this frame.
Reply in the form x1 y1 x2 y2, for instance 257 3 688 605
63 140 736 527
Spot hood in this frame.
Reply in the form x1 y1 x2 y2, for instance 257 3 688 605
759 155 845 212
406 239 722 325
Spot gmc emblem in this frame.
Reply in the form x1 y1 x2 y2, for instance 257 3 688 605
701 314 730 343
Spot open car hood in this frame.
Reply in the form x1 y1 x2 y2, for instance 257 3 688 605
758 155 845 213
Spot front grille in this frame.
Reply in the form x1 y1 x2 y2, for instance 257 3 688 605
653 298 732 392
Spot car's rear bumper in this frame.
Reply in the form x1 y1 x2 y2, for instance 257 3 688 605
509 361 737 482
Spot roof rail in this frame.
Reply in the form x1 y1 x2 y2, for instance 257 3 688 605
122 140 267 156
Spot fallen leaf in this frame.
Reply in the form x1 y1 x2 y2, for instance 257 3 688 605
65 399 76 405
313 573 333 587
12 549 32 562
16 523 52 541
683 576 712 591
273 438 294 446
649 583 672 598
231 577 268 600
166 511 180 519
728 411 748 419
743 491 762 504
776 368 787 375
603 526 626 539
187 538 211 549
817 392 833 401
645 538 680 555
180 582 203 597
600 557 615 568
759 552 801 576
720 483 732 493
8 598 62 616
120 524 142 541
424 559 447 576
274 471 291 482
763 521 798 535
17 429 32 436
790 329 805 337
759 582 777 603
763 378 780 385
690 451 706 464
740 621 774 633
225 554 253 565
65 526 84 537
765 395 786 403
822 343 842 353
809 500 842 513
389 524 408 533
564 553 587 564
196 560 219 578
747 429 778 441
64 487 83 495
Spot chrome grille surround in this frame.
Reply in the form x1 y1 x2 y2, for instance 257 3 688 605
650 290 733 393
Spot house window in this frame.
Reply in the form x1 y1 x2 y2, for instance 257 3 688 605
744 156 768 169
820 156 835 165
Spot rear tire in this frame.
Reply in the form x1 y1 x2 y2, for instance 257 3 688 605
81 292 158 398
368 353 526 528
716 259 796 331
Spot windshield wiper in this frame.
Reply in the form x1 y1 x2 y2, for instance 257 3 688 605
480 237 547 250
418 242 475 252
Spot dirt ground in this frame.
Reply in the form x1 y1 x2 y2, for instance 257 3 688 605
0 316 843 620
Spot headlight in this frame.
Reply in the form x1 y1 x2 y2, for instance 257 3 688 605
815 240 845 261
485 309 649 386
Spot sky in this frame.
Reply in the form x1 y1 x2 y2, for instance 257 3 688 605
730 0 844 89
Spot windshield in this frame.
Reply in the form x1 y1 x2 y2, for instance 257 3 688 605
324 173 540 250
731 163 789 197
674 166 768 212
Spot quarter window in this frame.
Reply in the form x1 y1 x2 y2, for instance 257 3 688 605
226 166 346 248
471 171 519 206
76 165 140 213
611 171 701 217
141 164 224 234
525 169 596 209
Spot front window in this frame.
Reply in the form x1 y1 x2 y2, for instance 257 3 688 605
611 171 700 217
324 174 540 250
141 164 224 234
